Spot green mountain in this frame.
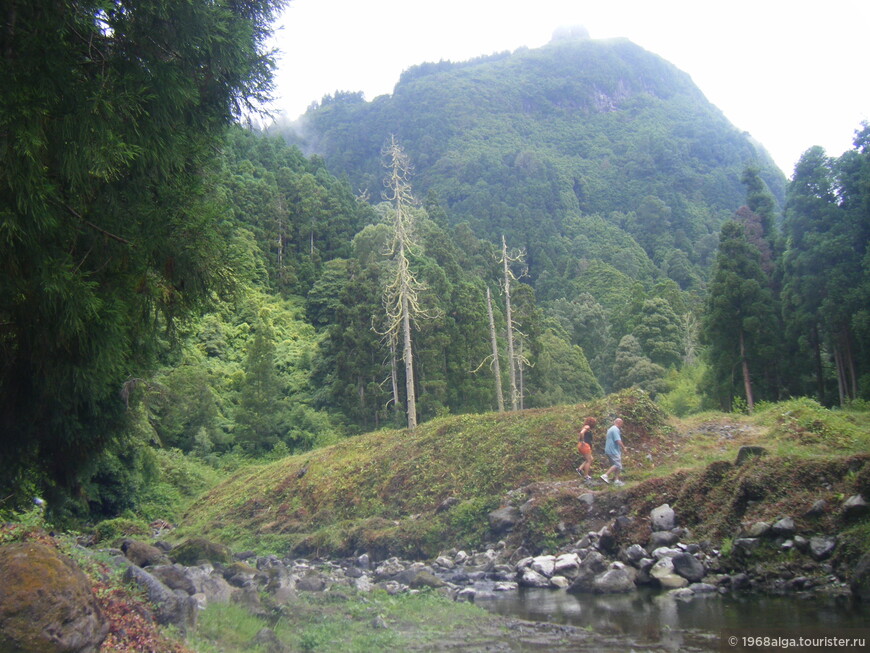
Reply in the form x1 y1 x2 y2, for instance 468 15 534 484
279 34 785 291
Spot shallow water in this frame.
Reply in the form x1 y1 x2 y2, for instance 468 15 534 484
475 588 870 651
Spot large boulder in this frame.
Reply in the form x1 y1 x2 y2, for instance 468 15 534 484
808 536 836 562
650 504 676 531
170 538 233 566
0 540 108 653
488 506 522 535
671 553 705 583
123 564 197 631
592 568 636 594
842 495 869 520
120 539 169 568
650 557 689 589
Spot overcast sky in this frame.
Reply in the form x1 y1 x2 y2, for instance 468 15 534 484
267 0 869 176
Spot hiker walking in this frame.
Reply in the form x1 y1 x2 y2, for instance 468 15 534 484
601 417 625 486
576 417 597 482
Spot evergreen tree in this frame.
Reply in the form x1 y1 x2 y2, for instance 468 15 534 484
0 0 285 509
235 313 287 451
632 297 683 369
781 138 870 404
611 335 668 396
703 220 778 411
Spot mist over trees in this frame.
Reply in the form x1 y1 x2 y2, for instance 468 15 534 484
2 16 868 524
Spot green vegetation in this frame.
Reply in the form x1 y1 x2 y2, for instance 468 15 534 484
2 9 867 573
178 389 661 556
189 589 491 653
178 391 870 559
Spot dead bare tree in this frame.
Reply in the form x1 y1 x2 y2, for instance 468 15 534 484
486 286 505 412
381 135 425 429
500 235 527 411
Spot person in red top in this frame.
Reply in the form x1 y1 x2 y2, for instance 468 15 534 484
576 417 597 482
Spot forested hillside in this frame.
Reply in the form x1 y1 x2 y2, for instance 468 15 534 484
280 34 785 293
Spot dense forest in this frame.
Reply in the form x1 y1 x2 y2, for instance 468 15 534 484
1 4 868 526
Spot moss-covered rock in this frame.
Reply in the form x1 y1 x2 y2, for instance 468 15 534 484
0 540 107 653
170 537 233 566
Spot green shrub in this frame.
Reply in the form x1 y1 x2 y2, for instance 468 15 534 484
93 517 151 544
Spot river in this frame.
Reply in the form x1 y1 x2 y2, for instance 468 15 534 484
475 588 870 651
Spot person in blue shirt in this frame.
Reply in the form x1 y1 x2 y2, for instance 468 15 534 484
601 417 625 486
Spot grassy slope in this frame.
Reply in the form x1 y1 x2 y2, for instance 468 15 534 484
179 392 870 561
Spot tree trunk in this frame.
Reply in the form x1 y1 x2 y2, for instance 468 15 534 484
389 335 400 412
834 346 847 407
401 287 417 429
812 325 825 403
844 328 858 400
739 330 755 413
518 338 525 410
486 287 505 412
503 236 518 411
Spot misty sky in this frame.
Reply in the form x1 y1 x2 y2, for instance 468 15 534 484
268 0 869 176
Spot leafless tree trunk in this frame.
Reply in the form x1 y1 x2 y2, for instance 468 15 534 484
389 334 400 412
486 286 505 412
500 235 527 411
739 330 755 413
381 135 427 429
502 236 518 410
518 338 525 410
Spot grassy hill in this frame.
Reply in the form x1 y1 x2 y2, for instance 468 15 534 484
179 393 870 563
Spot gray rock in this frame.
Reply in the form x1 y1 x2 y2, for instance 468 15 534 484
808 536 836 561
149 564 197 595
403 570 447 589
592 568 636 594
124 564 197 631
805 500 827 518
793 535 810 554
732 538 761 557
843 495 869 520
671 553 705 583
650 546 681 559
650 504 676 531
650 557 689 589
489 506 522 534
578 493 595 506
549 576 571 589
648 530 680 549
374 557 405 580
771 517 796 537
623 544 647 565
530 555 556 578
554 553 581 577
689 582 718 594
296 572 327 592
579 550 609 574
519 569 551 588
456 588 477 602
744 522 771 538
850 553 870 601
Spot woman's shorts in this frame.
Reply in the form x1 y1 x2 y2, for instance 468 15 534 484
578 442 592 456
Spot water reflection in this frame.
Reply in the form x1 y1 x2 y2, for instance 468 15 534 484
476 588 870 649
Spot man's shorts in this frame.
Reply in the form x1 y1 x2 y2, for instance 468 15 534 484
607 452 623 470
